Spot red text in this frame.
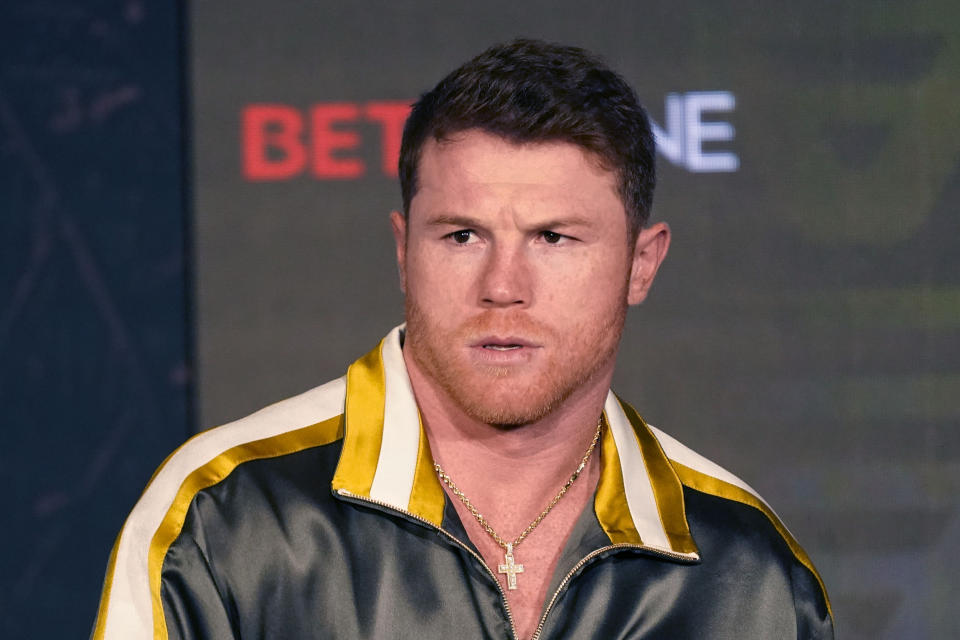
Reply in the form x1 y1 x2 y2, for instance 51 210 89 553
242 101 411 181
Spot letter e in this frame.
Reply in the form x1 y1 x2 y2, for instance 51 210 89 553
683 92 739 173
310 103 364 178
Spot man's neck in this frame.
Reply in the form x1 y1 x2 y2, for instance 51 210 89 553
403 348 612 503
403 349 611 639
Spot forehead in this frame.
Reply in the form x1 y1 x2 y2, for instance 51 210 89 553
412 130 623 216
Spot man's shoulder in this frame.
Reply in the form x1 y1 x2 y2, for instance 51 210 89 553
618 421 832 637
130 375 349 550
155 375 348 496
647 423 802 552
647 423 767 508
646 422 831 616
614 397 792 546
93 377 349 639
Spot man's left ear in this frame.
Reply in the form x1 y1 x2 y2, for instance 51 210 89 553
390 210 408 294
627 222 671 305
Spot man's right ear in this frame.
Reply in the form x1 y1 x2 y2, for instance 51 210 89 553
390 210 407 294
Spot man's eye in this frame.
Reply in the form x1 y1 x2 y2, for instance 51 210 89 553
449 230 475 244
541 231 563 244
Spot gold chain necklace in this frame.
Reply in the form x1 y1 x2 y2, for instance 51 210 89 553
434 417 603 590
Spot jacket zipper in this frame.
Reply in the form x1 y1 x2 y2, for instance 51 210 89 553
530 544 698 640
336 489 520 640
338 490 696 640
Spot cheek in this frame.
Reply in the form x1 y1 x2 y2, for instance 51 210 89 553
405 250 475 304
538 253 630 304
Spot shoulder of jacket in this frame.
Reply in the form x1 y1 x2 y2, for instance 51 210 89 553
647 424 765 504
648 422 798 546
148 375 347 497
93 376 348 640
648 423 832 622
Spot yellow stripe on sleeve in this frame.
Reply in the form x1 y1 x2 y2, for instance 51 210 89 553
146 415 343 639
671 460 834 623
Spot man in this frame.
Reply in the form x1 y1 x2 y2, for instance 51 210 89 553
92 39 833 639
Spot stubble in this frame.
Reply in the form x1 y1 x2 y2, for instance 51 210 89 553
404 293 628 427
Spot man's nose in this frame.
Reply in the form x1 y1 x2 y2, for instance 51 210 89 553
477 244 532 308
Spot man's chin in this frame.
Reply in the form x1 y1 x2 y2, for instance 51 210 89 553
455 402 555 428
444 380 567 427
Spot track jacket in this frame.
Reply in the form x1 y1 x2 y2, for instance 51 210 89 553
92 326 834 639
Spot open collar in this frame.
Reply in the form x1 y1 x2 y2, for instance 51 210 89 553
332 325 699 559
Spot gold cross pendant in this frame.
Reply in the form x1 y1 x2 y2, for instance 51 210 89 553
497 543 525 590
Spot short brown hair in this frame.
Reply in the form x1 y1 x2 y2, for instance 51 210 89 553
399 38 656 232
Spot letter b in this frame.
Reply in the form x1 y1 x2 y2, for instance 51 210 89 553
242 104 307 180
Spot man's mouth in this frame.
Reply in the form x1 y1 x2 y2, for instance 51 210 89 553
473 335 540 353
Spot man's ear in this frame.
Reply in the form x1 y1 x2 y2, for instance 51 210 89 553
627 221 671 305
390 210 408 293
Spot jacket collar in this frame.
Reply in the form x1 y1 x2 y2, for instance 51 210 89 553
332 326 699 559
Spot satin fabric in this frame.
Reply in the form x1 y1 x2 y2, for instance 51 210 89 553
94 330 832 639
158 438 833 639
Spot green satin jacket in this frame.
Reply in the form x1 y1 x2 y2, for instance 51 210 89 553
92 326 833 639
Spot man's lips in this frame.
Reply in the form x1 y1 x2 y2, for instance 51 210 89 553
470 336 541 350
463 334 543 367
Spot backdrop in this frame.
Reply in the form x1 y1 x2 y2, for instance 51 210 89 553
1 2 189 638
189 3 960 638
3 1 958 638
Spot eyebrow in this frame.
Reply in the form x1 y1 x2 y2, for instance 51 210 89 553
424 213 595 229
424 214 482 228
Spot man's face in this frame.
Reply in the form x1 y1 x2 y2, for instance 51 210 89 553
392 129 668 425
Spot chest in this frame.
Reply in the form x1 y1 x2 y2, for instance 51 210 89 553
213 526 795 640
444 465 598 639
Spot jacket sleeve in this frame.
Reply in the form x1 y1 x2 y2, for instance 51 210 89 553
791 559 835 639
89 530 236 640
159 531 237 640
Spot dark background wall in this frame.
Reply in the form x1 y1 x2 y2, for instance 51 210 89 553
0 2 190 638
2 1 959 638
189 2 960 639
